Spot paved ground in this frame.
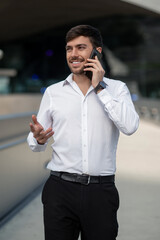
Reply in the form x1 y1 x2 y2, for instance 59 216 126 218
0 119 160 240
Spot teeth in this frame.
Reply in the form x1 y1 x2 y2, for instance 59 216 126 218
73 62 80 64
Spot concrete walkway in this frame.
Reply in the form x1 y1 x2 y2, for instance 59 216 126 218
0 120 160 240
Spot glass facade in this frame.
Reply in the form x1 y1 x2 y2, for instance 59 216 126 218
0 15 160 99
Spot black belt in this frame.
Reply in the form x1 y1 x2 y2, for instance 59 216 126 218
50 171 115 185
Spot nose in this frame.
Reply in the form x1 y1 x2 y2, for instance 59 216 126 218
71 48 78 57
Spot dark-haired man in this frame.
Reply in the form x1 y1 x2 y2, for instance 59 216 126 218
27 25 139 240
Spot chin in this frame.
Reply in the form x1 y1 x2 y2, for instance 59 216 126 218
73 72 85 76
72 68 85 75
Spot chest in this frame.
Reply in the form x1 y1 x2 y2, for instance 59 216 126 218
50 91 110 127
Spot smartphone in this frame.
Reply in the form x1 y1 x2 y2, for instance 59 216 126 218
85 48 102 80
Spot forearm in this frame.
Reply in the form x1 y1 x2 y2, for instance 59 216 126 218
97 87 139 135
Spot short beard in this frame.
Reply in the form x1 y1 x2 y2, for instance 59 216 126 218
68 64 85 75
72 68 85 75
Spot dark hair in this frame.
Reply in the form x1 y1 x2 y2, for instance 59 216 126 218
66 25 103 48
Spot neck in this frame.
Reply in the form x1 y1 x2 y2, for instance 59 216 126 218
73 73 91 95
73 73 91 85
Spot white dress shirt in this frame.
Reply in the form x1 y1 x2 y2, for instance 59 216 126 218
27 74 139 176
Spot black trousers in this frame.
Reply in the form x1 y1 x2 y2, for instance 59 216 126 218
42 175 119 240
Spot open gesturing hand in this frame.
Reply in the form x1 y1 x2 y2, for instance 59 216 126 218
29 115 54 145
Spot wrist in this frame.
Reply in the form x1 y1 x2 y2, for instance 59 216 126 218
94 81 107 94
37 140 45 145
96 89 103 94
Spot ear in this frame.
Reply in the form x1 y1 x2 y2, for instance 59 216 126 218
96 47 102 53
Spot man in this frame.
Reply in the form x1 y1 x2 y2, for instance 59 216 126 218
27 25 139 240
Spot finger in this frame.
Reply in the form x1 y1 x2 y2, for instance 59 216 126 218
35 128 54 140
43 129 54 140
84 67 97 73
95 56 102 67
29 122 35 132
33 128 44 138
31 115 44 132
87 57 99 63
84 63 98 69
44 128 54 135
32 115 38 125
45 131 54 140
37 130 54 144
85 60 101 68
87 56 102 68
87 57 97 62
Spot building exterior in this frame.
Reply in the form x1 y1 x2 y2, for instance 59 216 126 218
0 0 160 223
0 0 159 98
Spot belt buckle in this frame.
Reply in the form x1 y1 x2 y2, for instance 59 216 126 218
87 175 91 185
82 174 90 185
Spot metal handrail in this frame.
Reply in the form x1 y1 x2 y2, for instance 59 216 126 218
0 111 37 150
0 111 37 120
0 138 27 150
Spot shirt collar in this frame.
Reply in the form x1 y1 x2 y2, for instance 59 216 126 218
63 73 73 86
63 73 108 87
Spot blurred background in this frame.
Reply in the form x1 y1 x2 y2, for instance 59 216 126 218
0 0 160 239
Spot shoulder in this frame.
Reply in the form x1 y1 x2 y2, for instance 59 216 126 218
104 77 126 89
103 77 125 88
47 80 65 91
103 77 127 96
45 79 66 97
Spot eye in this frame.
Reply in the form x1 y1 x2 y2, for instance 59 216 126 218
78 46 85 50
66 46 72 52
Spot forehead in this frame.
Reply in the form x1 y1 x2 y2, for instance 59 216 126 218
66 36 92 46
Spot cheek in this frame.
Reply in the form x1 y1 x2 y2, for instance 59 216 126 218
66 55 70 64
84 52 91 61
81 53 88 61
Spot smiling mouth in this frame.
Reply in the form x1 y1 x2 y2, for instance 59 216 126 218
69 57 84 64
72 62 81 64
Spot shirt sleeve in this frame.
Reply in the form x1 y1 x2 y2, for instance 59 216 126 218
27 88 53 152
97 83 139 135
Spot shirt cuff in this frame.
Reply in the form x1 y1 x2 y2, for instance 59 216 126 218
97 88 114 105
27 132 48 152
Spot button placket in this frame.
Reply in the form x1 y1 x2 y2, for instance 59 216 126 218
81 96 88 174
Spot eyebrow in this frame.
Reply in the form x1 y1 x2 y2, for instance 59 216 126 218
65 44 87 50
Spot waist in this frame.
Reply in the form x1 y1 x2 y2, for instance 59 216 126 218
50 171 115 185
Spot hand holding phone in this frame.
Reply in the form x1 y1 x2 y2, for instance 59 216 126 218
85 48 102 80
